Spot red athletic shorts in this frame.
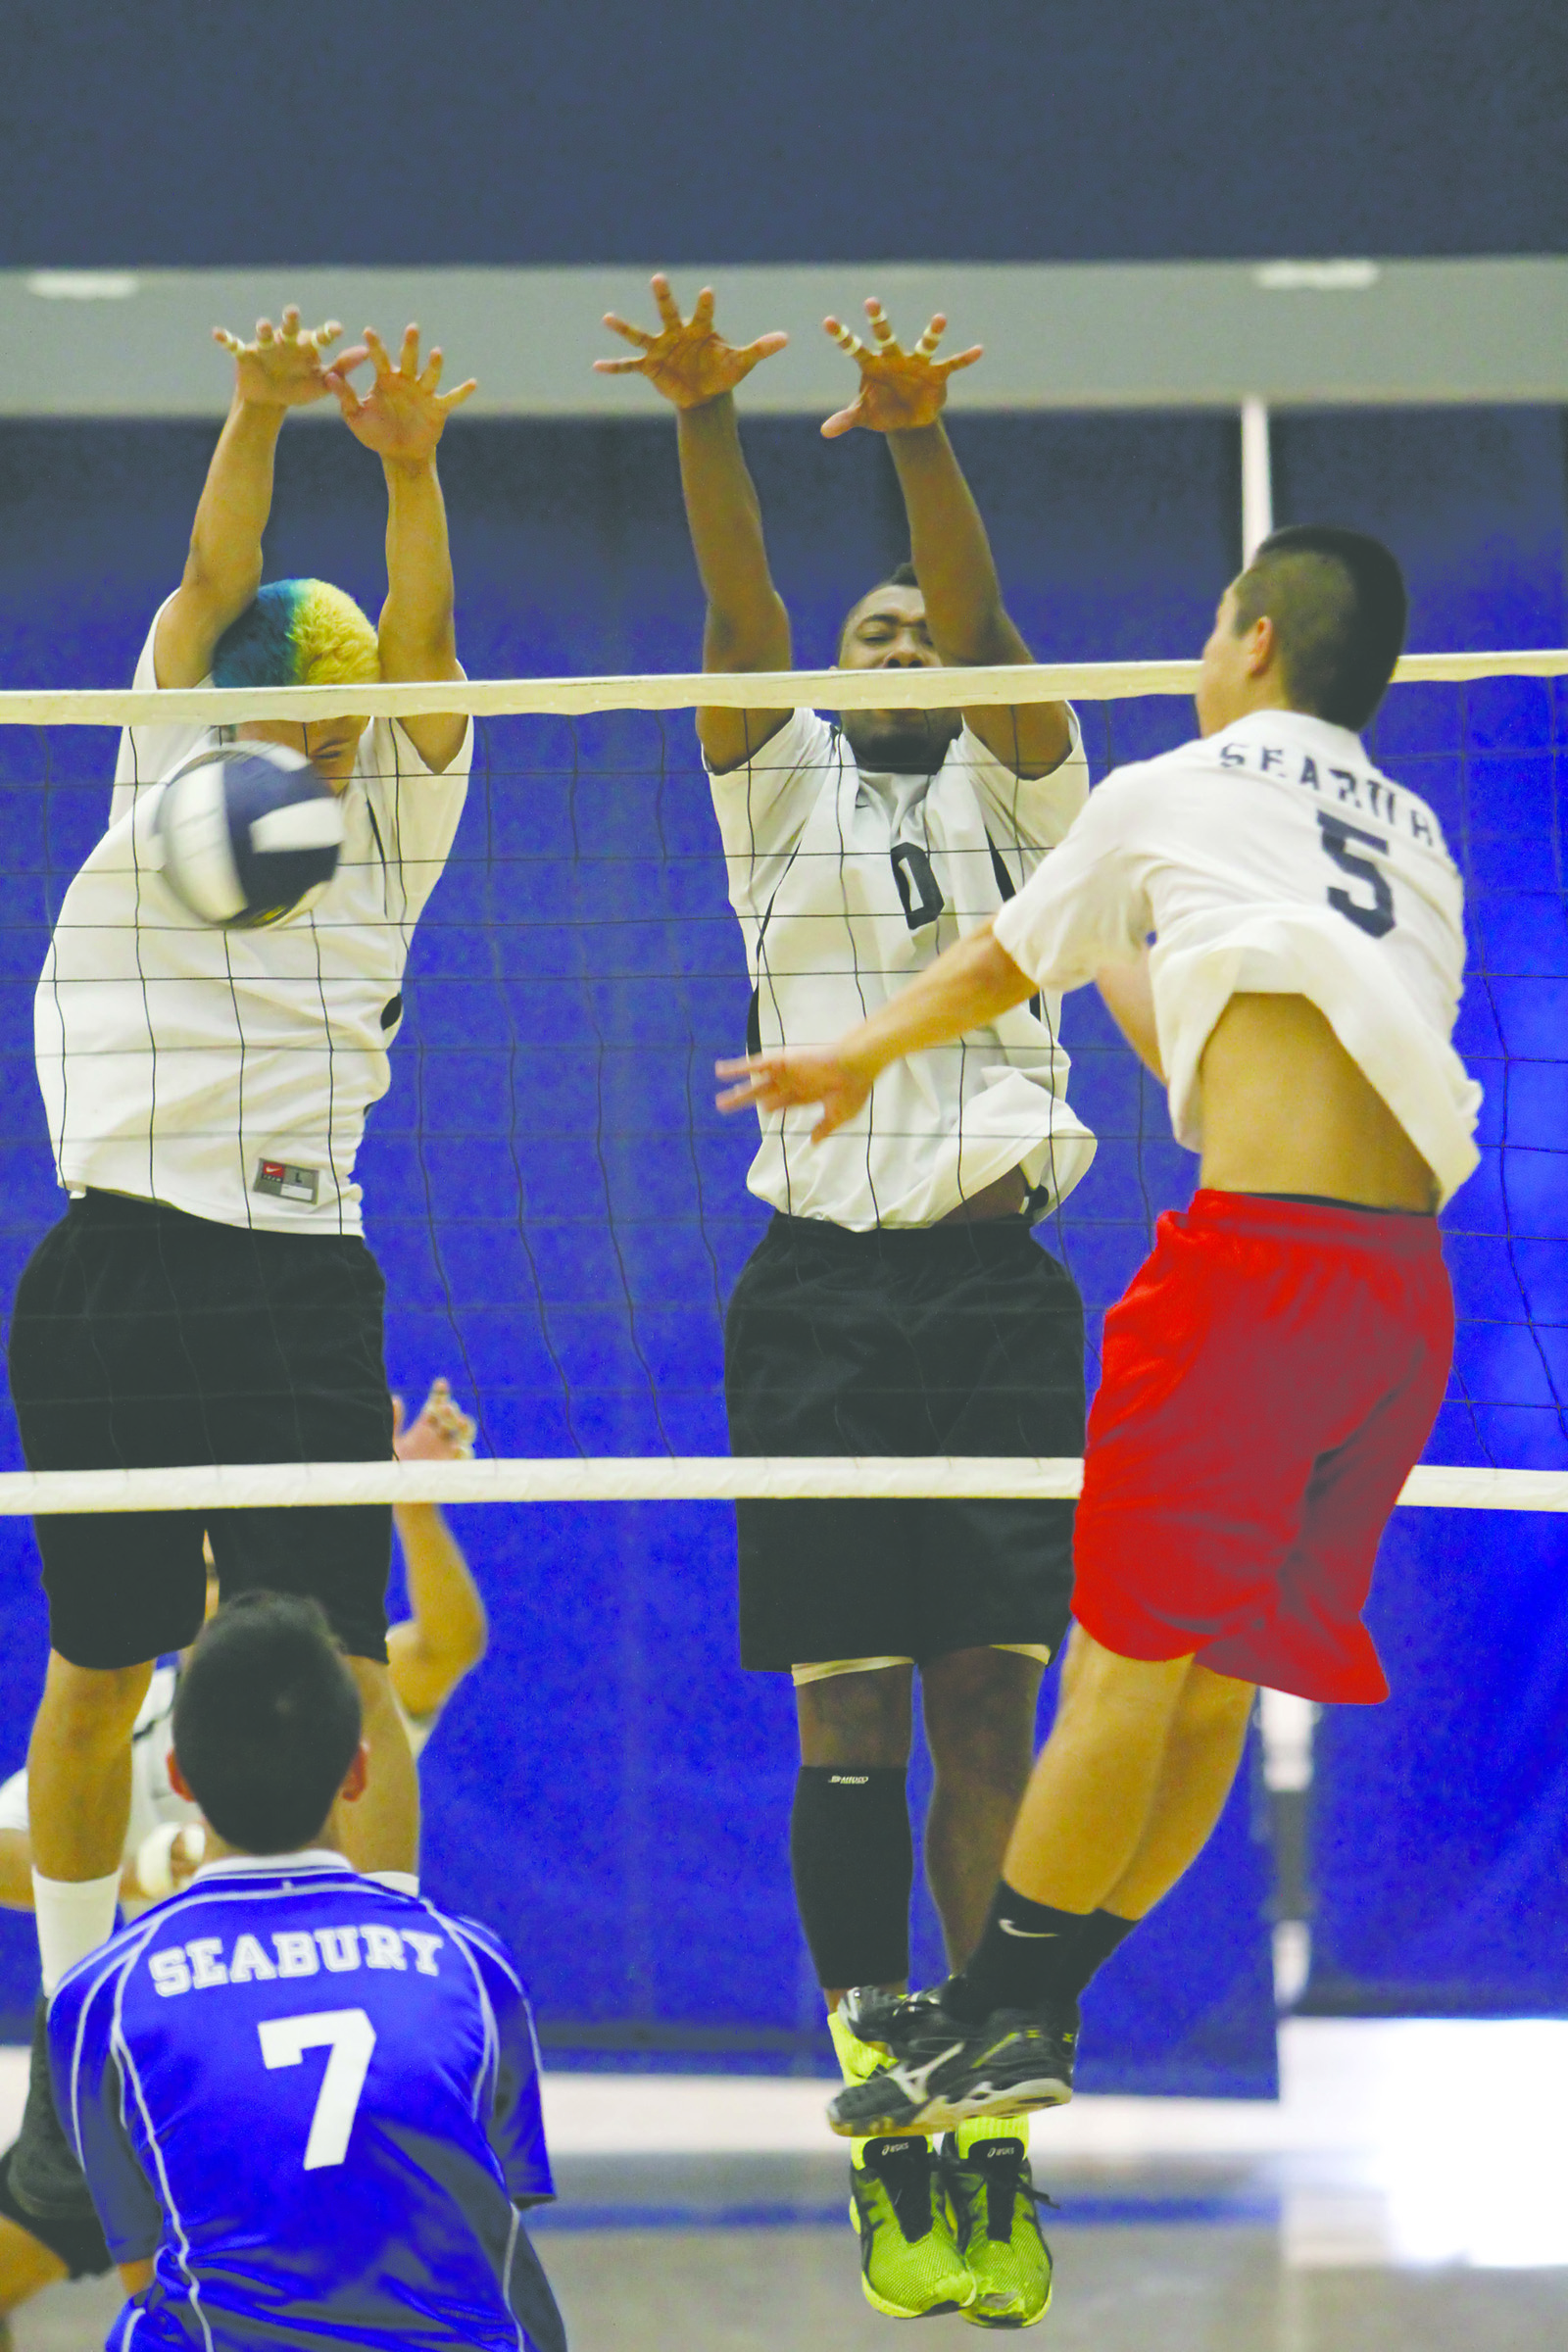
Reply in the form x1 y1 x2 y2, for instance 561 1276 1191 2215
1071 1190 1454 1703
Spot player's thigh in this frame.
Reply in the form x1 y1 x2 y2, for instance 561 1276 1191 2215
908 1229 1087 1458
1071 1224 1323 1661
7 1202 208 1474
197 1228 393 1463
211 1502 393 1662
0 2213 67 2311
796 1661 914 1767
724 1218 939 1458
37 1512 210 1671
737 1495 928 1672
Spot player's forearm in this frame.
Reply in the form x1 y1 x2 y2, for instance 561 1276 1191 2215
676 397 790 670
183 397 285 617
378 456 460 681
885 422 1020 665
847 923 1038 1080
393 1503 488 1668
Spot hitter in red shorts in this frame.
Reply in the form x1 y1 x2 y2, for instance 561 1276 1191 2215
718 525 1484 2135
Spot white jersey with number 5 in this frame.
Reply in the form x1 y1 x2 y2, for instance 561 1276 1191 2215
991 709 1480 1205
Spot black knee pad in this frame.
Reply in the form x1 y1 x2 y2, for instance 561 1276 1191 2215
791 1765 912 1990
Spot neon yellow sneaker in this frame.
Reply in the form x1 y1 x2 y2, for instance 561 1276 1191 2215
830 2004 975 2319
942 2116 1054 2328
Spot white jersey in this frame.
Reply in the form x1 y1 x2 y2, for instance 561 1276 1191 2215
710 708 1098 1228
0 1665 199 1917
34 606 471 1236
992 709 1480 1205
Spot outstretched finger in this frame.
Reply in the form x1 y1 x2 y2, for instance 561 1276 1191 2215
363 326 395 378
602 311 655 352
864 298 903 355
278 305 303 343
255 318 275 346
738 330 790 367
913 313 947 359
691 285 717 331
593 354 655 374
213 326 243 355
398 323 421 375
820 396 865 439
436 376 478 412
321 369 365 421
824 316 868 363
420 346 446 395
935 343 984 376
651 273 684 330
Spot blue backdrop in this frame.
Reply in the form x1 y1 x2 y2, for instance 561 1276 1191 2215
0 398 1562 2082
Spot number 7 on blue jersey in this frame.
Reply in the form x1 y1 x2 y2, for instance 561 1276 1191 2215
259 2008 378 2170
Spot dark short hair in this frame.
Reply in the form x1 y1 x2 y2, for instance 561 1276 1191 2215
1231 526 1407 730
172 1593 363 1854
839 561 921 654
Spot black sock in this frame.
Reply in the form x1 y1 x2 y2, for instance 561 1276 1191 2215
946 1887 1140 2021
790 1766 912 1991
1070 1908 1137 1995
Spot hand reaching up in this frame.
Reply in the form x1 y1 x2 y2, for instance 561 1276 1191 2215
213 305 366 409
821 298 982 439
326 324 476 465
392 1377 477 1463
596 274 788 409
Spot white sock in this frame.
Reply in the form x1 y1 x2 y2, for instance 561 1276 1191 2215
33 1870 122 1994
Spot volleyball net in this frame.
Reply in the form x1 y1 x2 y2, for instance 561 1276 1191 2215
0 649 1563 1517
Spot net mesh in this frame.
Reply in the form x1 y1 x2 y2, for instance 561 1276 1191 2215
0 653 1563 1508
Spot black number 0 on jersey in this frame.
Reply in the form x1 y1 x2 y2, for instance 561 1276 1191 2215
1318 811 1396 940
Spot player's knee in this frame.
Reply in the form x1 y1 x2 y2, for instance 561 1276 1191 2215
797 1666 911 1768
924 1653 1040 1791
33 1653 155 1757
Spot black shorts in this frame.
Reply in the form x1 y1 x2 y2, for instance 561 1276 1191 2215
0 2141 111 2279
8 1192 395 1670
725 1213 1085 1674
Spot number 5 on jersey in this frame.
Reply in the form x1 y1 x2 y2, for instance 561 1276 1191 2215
1318 811 1396 939
259 2008 377 2170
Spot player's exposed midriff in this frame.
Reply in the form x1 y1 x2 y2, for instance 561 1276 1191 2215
1195 992 1438 1211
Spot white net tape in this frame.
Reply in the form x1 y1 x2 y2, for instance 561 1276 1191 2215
1 647 1564 729
0 1459 1563 1515
5 648 1565 1522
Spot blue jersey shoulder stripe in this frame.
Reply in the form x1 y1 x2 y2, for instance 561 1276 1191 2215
110 1945 214 2349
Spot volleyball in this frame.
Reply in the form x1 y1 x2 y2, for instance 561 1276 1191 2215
156 741 345 928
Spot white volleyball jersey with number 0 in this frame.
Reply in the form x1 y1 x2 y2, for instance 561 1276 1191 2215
991 709 1481 1205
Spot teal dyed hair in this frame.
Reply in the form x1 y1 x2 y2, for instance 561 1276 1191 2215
212 579 379 690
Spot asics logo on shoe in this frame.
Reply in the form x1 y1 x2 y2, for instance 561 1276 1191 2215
998 1922 1058 1938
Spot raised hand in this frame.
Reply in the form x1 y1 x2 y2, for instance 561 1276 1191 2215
714 1046 874 1144
326 324 477 464
213 305 365 408
595 273 788 409
820 298 982 439
392 1377 477 1463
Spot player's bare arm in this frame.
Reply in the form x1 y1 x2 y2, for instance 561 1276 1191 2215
822 299 1072 779
156 308 367 690
597 274 792 771
387 1379 488 1721
326 323 475 773
716 920 1035 1142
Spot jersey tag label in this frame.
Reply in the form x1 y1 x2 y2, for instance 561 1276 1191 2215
253 1159 320 1204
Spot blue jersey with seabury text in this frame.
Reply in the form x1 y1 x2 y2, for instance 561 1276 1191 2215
47 1853 565 2352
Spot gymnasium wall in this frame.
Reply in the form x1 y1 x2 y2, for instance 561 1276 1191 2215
0 399 1562 2068
3 1 1562 270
